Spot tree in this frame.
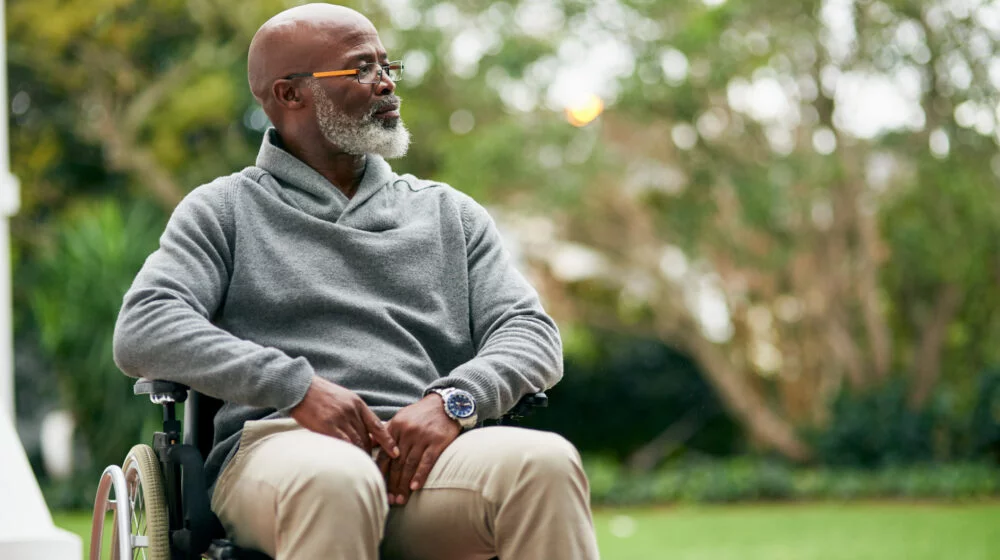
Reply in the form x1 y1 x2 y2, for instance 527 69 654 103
8 0 288 484
9 0 999 469
389 0 1000 459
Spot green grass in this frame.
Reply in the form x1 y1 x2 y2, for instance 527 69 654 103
56 502 1000 559
592 503 1000 559
54 510 105 557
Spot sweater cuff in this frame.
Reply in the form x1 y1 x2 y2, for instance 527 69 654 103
266 357 315 414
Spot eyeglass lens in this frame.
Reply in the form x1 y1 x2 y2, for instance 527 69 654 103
358 62 403 84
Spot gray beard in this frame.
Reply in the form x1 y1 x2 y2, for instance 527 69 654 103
309 81 410 159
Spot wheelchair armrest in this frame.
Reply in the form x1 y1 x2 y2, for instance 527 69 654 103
497 391 548 424
522 392 548 409
133 378 189 403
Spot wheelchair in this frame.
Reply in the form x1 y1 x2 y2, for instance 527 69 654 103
89 378 547 559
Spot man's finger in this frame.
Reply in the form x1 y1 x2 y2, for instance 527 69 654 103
328 428 353 445
351 415 373 451
341 422 367 451
388 449 408 504
362 408 399 458
376 448 392 480
397 443 427 501
409 446 439 492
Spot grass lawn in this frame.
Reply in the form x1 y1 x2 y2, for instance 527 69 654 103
55 502 1000 559
592 502 1000 559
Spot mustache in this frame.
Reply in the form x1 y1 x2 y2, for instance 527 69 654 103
370 96 401 115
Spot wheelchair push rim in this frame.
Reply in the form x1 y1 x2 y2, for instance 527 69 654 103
91 444 170 559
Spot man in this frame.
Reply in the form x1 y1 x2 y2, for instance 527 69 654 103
113 4 600 559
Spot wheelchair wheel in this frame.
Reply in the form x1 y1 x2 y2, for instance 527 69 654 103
91 445 170 559
122 444 171 559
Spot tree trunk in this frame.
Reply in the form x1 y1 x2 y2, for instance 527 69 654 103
909 283 962 408
686 335 812 461
855 192 892 381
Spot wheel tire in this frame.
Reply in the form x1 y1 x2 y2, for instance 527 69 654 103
122 444 171 560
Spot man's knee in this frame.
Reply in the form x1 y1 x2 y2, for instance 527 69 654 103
288 441 384 499
515 431 585 481
257 431 388 524
215 430 389 555
477 428 586 488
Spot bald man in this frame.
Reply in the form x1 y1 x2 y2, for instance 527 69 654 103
113 4 599 560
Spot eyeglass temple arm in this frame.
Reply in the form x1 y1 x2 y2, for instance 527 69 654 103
283 70 359 79
283 63 401 80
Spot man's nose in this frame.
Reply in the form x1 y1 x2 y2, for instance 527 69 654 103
376 67 395 96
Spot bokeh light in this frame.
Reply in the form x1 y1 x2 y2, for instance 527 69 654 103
565 94 604 127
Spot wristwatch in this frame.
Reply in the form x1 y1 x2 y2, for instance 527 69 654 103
430 388 478 429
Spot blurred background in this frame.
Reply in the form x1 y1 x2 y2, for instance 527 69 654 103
6 0 1000 557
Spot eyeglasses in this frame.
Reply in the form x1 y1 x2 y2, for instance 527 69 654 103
284 61 404 84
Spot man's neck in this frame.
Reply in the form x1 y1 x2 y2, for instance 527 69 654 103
278 132 367 199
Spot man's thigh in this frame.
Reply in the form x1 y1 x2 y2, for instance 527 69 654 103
381 426 590 560
211 419 388 557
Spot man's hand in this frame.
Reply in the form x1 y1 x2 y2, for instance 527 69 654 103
377 393 461 505
290 376 399 458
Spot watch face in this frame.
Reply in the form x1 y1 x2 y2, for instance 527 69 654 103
445 391 476 419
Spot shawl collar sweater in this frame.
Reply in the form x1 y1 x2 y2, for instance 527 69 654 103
113 129 562 485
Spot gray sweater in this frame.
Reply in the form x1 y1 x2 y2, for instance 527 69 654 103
113 129 563 486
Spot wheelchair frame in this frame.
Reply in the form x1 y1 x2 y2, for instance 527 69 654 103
90 378 547 560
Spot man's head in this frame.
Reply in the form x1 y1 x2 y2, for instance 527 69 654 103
248 4 409 158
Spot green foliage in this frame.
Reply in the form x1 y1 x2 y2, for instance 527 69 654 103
525 331 739 460
810 380 938 468
27 200 166 477
586 458 1000 506
807 370 1000 468
970 368 1000 461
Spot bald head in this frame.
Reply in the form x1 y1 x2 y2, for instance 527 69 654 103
248 4 376 105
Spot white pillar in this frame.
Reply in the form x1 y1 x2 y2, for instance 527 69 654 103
0 415 82 557
0 0 17 423
0 0 82 556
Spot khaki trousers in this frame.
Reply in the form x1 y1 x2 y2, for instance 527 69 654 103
210 419 600 560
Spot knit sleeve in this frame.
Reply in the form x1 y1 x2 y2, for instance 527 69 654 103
424 195 563 419
112 179 314 412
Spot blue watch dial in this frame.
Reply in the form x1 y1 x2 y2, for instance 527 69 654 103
445 391 476 419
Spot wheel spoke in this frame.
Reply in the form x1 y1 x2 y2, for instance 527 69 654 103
129 478 140 535
126 465 149 560
135 485 146 535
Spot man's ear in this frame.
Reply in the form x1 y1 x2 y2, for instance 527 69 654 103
273 80 306 110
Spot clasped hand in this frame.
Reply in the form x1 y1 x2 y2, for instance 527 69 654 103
290 377 461 506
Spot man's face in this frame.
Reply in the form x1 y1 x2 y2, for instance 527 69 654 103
306 26 410 158
309 79 410 159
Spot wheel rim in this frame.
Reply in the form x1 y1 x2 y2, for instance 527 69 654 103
90 465 132 560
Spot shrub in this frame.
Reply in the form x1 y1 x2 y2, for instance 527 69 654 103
28 199 165 499
585 458 1000 506
810 380 938 468
525 330 740 461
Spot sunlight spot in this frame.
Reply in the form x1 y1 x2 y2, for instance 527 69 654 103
566 94 604 127
609 515 637 538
